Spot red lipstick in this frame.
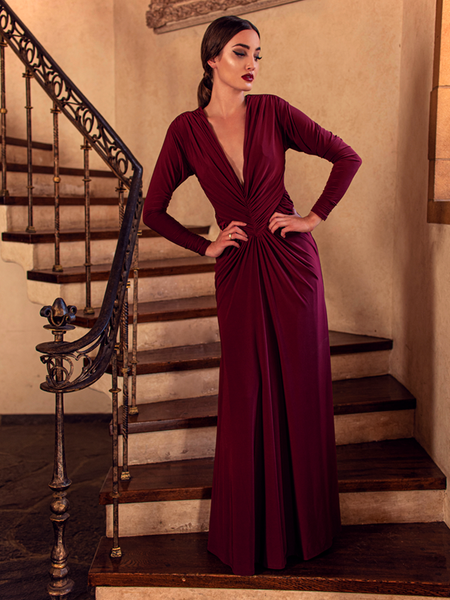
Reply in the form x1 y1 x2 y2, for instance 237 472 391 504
242 74 254 82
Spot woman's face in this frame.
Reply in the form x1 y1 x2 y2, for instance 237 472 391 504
208 29 261 93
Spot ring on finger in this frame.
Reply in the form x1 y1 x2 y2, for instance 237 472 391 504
228 233 233 240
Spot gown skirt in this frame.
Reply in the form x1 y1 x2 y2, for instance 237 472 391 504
207 226 340 575
143 94 361 577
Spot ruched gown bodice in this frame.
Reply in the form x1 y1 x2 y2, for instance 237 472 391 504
143 94 361 576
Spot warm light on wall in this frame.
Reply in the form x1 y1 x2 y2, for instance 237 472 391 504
428 0 450 223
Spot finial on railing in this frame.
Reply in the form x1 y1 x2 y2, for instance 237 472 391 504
40 298 77 330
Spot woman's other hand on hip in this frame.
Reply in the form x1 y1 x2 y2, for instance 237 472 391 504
268 210 322 238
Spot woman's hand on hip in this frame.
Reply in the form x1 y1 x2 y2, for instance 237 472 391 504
205 221 248 258
268 210 322 238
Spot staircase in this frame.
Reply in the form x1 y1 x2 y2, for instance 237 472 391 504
85 302 450 597
3 135 450 597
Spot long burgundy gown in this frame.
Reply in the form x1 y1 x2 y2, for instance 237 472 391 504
143 94 362 576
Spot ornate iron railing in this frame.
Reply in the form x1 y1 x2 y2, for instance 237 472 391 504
0 1 143 596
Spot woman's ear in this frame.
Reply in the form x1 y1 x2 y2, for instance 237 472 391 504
207 57 217 70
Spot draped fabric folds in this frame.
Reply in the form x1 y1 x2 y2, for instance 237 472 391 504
143 94 362 575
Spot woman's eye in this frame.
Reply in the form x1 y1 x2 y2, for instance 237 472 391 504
233 51 245 57
255 56 262 61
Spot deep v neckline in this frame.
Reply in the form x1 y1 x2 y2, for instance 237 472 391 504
200 96 250 190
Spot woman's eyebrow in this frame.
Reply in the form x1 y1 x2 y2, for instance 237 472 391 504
232 43 261 51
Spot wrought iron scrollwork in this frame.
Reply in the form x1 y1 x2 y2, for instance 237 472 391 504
0 1 135 187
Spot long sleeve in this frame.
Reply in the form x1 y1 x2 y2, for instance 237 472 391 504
277 97 362 220
143 118 211 256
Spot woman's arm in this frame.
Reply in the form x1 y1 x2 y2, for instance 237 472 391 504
276 97 362 222
143 120 211 256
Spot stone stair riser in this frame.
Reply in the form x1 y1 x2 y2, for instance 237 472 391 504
138 272 215 304
3 238 118 271
105 489 445 538
6 145 53 166
27 278 109 307
6 171 117 198
90 351 391 406
91 367 219 405
135 316 220 352
26 271 216 307
5 204 121 231
95 588 447 600
120 410 414 466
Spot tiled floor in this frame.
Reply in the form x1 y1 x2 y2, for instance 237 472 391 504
0 418 111 600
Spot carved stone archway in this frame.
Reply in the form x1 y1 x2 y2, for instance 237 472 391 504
147 0 303 34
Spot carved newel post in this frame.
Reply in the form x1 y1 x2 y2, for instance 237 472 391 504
40 298 77 598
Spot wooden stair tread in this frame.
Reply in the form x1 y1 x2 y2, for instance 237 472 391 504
75 294 218 327
99 438 445 504
0 136 52 151
5 162 115 177
118 375 415 435
0 195 123 206
88 522 450 595
328 330 393 354
3 225 208 244
27 255 216 284
119 394 219 434
331 373 415 414
124 332 392 376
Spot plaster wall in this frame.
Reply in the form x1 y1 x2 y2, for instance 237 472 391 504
114 0 403 338
390 0 450 522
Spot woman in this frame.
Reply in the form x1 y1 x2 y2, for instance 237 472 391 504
143 15 361 576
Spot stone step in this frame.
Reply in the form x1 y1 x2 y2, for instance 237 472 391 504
27 270 216 311
89 522 450 598
117 375 415 465
27 255 216 284
5 168 118 197
5 161 115 178
75 295 219 352
25 256 216 306
74 294 218 328
2 227 210 271
91 332 392 405
99 439 445 537
124 332 393 376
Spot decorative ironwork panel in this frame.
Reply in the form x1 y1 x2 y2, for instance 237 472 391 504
147 0 304 33
0 2 135 187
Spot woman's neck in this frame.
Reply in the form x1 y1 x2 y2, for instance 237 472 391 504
205 87 246 120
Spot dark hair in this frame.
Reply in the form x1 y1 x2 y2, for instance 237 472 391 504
197 15 260 109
